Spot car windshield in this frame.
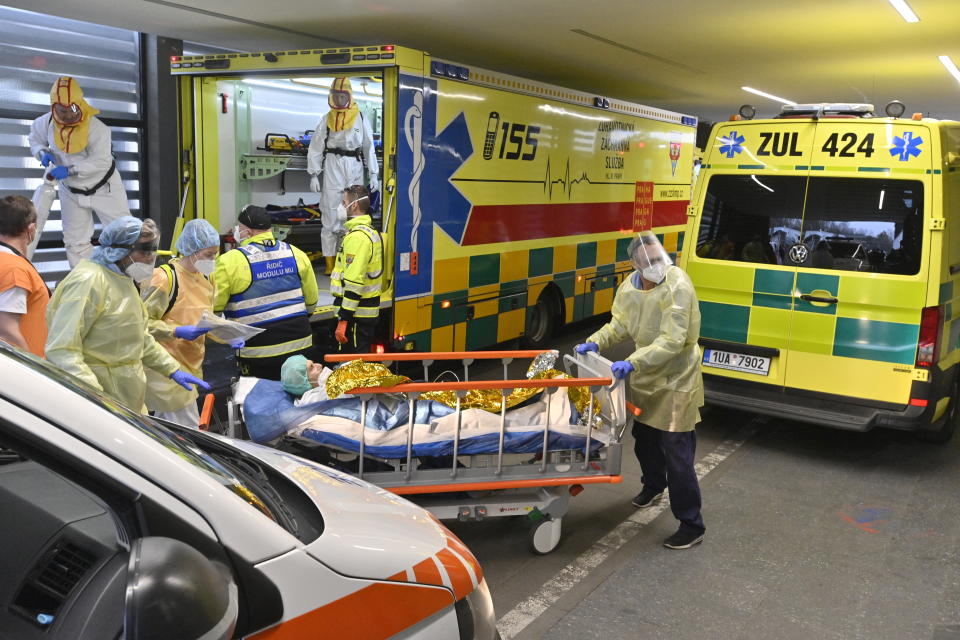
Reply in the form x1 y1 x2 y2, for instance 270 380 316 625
696 174 923 275
2 346 276 522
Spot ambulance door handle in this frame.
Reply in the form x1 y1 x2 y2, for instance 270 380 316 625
800 294 838 304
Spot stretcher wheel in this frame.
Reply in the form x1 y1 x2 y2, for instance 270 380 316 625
529 516 562 554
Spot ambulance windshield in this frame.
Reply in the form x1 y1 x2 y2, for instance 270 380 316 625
696 175 922 275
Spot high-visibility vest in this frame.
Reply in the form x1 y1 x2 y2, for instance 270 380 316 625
224 241 312 359
331 216 384 320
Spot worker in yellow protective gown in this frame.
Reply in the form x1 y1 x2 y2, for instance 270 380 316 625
45 216 210 412
144 219 235 427
576 231 705 550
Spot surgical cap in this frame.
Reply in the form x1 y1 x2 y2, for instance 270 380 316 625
91 215 143 266
280 355 313 396
176 219 220 257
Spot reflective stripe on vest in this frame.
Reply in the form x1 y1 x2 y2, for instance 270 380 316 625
225 242 306 326
239 334 314 359
354 224 384 279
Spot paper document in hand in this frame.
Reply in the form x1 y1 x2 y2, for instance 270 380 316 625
197 310 265 343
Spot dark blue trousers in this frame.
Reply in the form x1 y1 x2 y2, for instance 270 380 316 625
632 421 705 535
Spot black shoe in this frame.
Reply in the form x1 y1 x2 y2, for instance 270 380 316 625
663 528 704 550
631 487 663 508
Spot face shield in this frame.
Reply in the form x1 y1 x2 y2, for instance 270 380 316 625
52 102 83 125
628 231 673 284
329 89 351 109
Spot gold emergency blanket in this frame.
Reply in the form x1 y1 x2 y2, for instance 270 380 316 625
326 360 410 399
423 367 601 419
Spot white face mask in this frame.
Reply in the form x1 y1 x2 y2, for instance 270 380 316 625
337 195 369 221
194 259 216 276
124 260 154 284
232 225 247 242
641 264 666 284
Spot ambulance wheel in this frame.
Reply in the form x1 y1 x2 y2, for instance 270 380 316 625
522 287 561 348
529 516 562 554
917 375 960 444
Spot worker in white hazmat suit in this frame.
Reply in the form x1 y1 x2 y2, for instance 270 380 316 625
307 77 379 274
28 76 130 268
576 231 706 550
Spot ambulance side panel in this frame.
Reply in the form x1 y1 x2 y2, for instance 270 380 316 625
392 65 695 352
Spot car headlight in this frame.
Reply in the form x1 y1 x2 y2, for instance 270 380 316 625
454 578 498 640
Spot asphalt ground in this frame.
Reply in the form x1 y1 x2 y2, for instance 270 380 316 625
204 317 960 639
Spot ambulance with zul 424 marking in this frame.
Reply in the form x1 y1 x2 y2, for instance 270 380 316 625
681 102 960 442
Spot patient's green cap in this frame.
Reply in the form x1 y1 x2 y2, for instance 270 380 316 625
280 354 312 396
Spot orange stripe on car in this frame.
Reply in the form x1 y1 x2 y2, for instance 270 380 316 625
436 547 474 599
412 556 442 586
248 581 452 639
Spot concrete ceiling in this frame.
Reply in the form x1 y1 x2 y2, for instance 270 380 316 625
10 0 960 125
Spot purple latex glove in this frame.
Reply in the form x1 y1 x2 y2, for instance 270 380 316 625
575 342 599 355
174 325 211 341
611 360 635 379
170 370 211 391
48 165 69 180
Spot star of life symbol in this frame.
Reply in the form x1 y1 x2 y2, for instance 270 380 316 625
890 131 923 162
788 243 808 265
718 131 745 158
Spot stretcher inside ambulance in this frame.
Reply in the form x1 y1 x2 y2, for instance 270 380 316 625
0 342 497 639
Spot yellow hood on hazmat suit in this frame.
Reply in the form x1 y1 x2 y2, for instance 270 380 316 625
326 76 360 132
49 76 99 154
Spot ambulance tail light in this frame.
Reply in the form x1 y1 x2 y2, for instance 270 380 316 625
915 305 942 368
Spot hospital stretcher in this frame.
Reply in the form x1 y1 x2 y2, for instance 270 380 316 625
218 349 635 554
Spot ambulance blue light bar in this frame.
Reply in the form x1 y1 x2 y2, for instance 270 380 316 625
431 61 469 80
681 116 697 126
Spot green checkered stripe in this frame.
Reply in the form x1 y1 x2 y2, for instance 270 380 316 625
941 279 960 356
699 268 921 365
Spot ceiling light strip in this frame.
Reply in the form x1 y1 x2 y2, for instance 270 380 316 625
741 86 796 105
888 0 920 23
939 56 960 84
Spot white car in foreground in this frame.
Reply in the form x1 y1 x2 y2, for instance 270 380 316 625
0 343 497 640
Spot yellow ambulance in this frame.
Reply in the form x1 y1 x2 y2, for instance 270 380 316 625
170 46 695 353
681 103 960 442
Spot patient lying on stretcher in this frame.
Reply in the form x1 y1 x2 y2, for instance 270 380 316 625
237 356 604 456
279 355 333 406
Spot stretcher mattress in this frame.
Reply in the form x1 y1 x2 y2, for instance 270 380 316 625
235 377 608 457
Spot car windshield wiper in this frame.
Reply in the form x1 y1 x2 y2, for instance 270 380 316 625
209 452 300 537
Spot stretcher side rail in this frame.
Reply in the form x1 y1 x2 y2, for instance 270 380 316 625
339 372 620 488
325 349 552 381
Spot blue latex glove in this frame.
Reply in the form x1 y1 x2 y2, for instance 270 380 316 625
40 152 54 167
228 339 245 349
611 360 635 379
575 342 599 355
170 370 211 392
48 165 69 180
174 325 211 341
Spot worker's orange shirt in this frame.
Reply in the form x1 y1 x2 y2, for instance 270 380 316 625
0 251 50 357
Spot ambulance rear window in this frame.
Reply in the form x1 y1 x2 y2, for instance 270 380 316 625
696 175 923 275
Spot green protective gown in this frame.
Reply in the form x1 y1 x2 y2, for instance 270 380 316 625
588 266 705 432
45 260 180 412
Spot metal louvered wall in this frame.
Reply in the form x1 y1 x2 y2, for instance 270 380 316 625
0 6 141 287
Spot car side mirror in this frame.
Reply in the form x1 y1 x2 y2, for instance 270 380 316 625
124 536 238 640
